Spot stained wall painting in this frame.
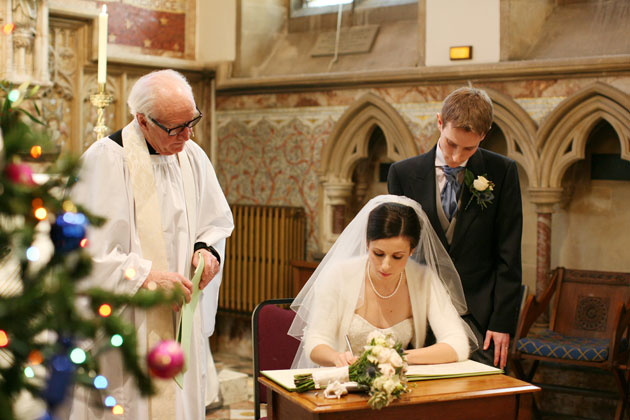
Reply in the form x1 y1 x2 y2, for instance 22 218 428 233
95 0 193 59
217 107 343 255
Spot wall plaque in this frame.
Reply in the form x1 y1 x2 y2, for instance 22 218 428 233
311 25 379 57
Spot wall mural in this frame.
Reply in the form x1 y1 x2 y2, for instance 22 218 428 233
217 107 342 254
96 0 189 58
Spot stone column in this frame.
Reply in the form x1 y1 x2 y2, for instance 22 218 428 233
0 0 50 86
536 212 552 297
11 0 37 79
529 187 563 325
319 179 354 252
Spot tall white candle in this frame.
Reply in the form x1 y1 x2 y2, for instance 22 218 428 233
97 5 108 85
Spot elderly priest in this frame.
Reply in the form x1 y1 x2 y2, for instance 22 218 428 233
64 69 234 420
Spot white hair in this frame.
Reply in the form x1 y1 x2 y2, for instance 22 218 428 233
127 69 195 117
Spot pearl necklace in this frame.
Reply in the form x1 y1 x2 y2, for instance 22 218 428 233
366 262 403 299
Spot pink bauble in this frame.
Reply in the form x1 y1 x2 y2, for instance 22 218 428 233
5 163 35 186
147 340 185 379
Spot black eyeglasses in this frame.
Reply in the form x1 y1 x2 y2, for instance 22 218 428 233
149 107 203 136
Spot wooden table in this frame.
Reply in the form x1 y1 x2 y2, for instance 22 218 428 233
260 374 540 420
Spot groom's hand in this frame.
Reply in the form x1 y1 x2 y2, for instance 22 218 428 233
484 330 510 369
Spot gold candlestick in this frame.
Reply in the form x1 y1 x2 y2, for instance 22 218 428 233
90 83 114 140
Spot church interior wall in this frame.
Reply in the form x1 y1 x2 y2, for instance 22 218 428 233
551 122 630 273
425 0 500 66
215 74 630 296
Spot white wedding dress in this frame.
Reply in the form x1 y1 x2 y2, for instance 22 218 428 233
347 314 414 354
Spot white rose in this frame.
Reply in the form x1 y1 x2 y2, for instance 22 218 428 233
473 176 490 191
378 363 395 378
382 378 399 394
388 351 403 368
367 330 385 344
372 376 387 389
370 344 383 357
377 347 393 364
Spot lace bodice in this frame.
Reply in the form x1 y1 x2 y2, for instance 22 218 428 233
348 314 414 354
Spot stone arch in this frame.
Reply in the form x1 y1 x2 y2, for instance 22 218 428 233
484 88 539 187
318 92 417 251
320 92 417 180
538 82 630 188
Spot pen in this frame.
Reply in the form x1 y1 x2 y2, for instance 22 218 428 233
344 335 353 354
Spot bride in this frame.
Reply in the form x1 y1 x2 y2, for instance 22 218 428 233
289 195 476 368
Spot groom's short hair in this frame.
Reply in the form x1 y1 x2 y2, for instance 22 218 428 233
440 87 493 137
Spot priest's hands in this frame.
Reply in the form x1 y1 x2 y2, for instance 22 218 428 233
192 249 220 290
143 271 193 307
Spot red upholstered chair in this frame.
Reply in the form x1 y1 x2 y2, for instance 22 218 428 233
252 298 299 420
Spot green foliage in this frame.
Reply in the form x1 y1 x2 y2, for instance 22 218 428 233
0 81 176 419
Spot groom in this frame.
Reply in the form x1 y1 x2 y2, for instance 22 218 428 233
388 87 522 369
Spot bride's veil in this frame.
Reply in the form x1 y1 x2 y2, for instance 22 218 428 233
288 194 477 368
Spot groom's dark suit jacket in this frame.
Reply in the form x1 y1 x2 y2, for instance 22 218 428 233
388 146 522 335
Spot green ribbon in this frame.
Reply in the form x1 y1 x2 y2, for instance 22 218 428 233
175 251 204 388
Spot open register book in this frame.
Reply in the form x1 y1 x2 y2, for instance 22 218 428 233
261 360 503 392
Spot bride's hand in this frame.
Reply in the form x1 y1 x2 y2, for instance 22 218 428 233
333 351 357 367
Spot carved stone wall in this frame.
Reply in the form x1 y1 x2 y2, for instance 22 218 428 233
40 17 83 153
0 0 50 85
216 76 630 288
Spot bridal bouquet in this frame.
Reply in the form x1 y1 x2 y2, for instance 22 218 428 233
294 331 408 410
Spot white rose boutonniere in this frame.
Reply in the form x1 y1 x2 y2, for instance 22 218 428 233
464 170 495 210
473 176 490 191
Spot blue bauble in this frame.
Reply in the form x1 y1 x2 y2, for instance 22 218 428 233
50 212 87 253
38 411 56 420
41 354 75 408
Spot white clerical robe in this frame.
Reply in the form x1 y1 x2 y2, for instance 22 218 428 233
63 125 233 420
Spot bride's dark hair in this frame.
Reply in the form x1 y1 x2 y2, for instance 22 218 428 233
366 202 421 249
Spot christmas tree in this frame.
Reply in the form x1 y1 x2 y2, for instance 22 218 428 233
0 81 182 419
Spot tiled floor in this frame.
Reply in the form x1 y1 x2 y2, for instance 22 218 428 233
206 352 266 420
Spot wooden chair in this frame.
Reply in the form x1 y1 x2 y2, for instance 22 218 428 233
510 267 630 419
252 298 299 420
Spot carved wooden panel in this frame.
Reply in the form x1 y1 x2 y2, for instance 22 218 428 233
1 0 50 85
574 295 609 332
40 18 82 153
552 268 630 339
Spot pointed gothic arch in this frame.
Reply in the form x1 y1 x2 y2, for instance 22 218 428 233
318 92 417 251
483 88 539 187
538 82 630 188
320 92 417 180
